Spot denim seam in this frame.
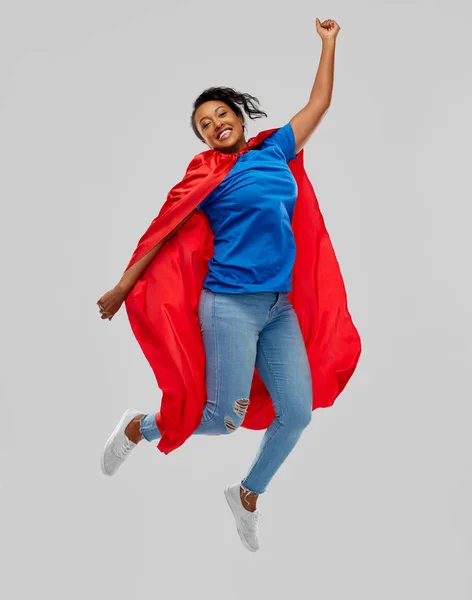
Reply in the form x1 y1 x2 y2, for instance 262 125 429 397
258 338 284 421
240 481 259 495
201 291 220 425
241 419 281 492
242 338 284 485
268 292 280 319
198 289 207 334
140 415 154 442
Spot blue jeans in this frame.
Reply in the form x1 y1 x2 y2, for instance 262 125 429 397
140 290 313 495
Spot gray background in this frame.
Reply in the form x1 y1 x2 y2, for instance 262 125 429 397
1 0 471 598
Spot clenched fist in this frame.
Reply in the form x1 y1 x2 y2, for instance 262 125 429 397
96 285 126 321
316 18 340 41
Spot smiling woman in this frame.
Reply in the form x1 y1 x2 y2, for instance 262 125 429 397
98 18 361 554
190 87 268 153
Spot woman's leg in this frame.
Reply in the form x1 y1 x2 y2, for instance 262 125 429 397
240 293 313 497
139 289 264 442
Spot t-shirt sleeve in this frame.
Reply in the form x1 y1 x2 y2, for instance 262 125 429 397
267 122 297 162
196 192 212 211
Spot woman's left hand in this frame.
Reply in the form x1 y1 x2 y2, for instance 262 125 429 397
316 18 340 42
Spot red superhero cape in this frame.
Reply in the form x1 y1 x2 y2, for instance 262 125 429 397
124 128 362 454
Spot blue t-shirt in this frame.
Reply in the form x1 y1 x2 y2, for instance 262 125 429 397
197 122 298 294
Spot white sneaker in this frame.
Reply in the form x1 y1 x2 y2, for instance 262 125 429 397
224 483 261 552
101 408 143 476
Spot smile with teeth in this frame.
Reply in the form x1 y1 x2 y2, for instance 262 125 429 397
218 129 232 140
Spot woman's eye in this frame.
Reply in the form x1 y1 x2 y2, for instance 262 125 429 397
202 113 225 130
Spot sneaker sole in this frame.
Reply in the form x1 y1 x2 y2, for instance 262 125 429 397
101 408 141 476
224 485 258 552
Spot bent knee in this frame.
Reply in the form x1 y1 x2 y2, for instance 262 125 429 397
284 408 312 431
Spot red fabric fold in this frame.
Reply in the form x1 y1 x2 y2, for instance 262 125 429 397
124 128 362 454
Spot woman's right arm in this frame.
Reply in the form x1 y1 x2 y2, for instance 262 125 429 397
97 208 198 320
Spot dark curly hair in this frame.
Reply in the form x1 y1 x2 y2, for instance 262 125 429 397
190 86 268 142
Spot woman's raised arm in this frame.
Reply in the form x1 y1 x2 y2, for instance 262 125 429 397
289 18 340 154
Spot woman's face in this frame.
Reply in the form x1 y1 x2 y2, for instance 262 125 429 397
194 101 247 154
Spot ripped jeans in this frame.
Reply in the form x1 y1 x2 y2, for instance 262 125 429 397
139 289 313 495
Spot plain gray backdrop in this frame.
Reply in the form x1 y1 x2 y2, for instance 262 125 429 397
1 0 471 598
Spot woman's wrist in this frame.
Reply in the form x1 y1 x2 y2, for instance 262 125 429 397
117 280 132 297
322 38 336 48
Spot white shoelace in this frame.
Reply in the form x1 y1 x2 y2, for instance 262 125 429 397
243 511 261 529
115 439 134 460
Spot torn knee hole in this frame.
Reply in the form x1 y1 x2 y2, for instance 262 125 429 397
233 398 250 418
224 417 238 432
224 399 250 431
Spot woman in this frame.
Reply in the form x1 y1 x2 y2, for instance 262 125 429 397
98 19 351 552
